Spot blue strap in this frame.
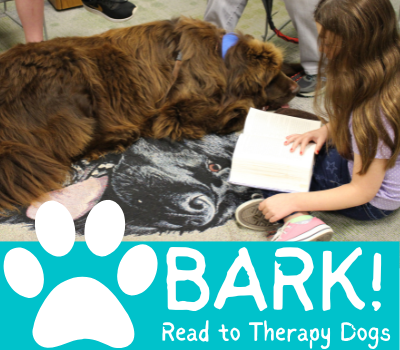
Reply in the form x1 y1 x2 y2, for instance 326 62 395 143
221 33 239 60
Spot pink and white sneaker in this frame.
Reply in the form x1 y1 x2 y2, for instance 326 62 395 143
271 216 333 242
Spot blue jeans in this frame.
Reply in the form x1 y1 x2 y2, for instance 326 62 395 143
261 145 394 221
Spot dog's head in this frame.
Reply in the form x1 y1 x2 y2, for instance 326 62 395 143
224 34 299 109
110 135 257 234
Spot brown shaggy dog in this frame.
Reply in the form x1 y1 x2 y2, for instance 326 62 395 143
0 17 298 213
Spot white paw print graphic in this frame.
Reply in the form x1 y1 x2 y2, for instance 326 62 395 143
3 200 158 348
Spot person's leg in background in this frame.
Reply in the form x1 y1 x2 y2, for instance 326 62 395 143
81 0 137 23
282 0 320 94
15 0 44 43
203 0 248 32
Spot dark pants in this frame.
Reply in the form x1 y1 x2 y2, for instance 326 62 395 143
262 145 393 221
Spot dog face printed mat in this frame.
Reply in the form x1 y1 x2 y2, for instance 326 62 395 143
0 134 264 240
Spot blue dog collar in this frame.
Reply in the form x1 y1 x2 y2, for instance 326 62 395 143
221 33 239 59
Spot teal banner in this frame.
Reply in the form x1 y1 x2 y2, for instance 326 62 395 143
0 241 398 349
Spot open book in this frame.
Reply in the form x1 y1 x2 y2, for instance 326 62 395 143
229 108 322 193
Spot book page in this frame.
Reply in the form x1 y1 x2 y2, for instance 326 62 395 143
233 134 316 169
229 166 313 192
229 134 316 192
243 108 321 139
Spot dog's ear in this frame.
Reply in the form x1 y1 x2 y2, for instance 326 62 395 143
171 17 227 96
243 37 283 70
225 35 283 71
174 17 225 61
224 35 283 96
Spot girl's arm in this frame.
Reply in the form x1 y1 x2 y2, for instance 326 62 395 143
259 153 388 222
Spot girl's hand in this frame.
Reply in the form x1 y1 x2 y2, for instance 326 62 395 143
284 123 329 155
258 193 299 222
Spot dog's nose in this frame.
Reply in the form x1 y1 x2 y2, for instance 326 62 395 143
291 82 300 94
179 193 216 226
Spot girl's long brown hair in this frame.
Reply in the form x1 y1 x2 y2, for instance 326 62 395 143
314 0 400 174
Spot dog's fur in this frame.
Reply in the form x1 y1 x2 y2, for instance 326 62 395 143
0 17 297 213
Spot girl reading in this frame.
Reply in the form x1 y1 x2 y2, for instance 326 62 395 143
235 0 400 241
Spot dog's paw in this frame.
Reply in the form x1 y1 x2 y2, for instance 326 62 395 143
216 101 249 134
83 150 108 161
153 101 211 140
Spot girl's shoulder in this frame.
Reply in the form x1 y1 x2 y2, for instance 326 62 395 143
349 111 395 159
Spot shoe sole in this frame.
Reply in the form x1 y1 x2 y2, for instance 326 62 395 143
235 198 280 232
290 71 304 82
83 4 137 23
285 225 333 242
297 91 315 98
297 85 326 98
